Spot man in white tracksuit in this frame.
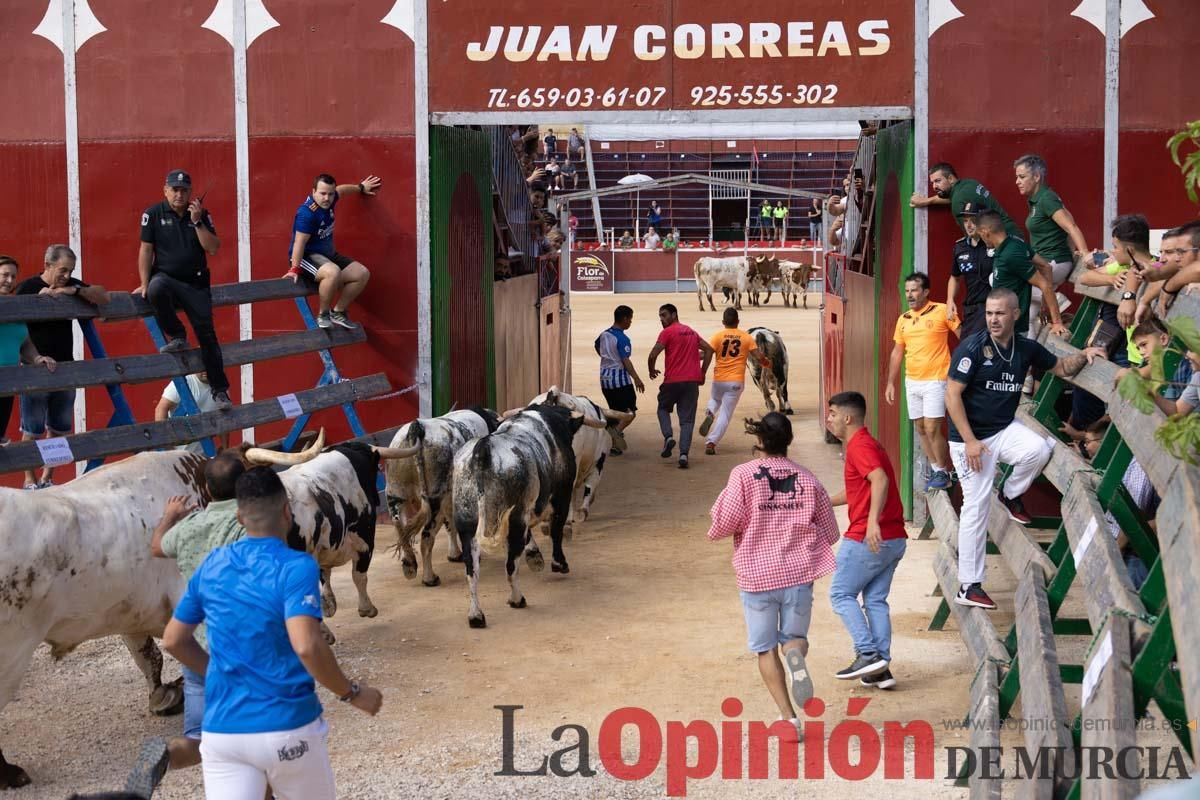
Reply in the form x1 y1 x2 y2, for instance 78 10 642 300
944 288 1105 611
699 307 771 455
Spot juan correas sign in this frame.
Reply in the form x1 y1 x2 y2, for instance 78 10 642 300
428 1 915 114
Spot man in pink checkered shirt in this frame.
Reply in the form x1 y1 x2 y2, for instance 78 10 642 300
708 412 839 737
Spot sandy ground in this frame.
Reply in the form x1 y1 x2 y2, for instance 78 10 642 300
2 293 1189 798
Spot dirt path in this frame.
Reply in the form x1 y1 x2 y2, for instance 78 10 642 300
5 293 988 798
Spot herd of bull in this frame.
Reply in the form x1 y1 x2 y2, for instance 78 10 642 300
0 386 629 789
693 253 819 312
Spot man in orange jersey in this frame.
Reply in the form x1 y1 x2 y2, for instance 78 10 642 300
698 307 771 455
884 272 961 491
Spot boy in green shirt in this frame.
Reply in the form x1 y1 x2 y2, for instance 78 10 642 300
975 211 1067 337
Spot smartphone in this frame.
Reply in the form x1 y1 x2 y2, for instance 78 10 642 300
1092 252 1110 267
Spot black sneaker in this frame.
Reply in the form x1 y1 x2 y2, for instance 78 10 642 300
1000 494 1033 526
678 454 689 469
609 448 624 456
158 337 188 354
860 668 897 690
316 311 333 329
698 412 714 437
661 437 676 458
330 309 358 329
124 736 170 798
211 390 233 411
835 652 888 680
954 583 997 610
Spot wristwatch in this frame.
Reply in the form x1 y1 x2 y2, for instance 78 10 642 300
1121 291 1136 301
338 681 361 702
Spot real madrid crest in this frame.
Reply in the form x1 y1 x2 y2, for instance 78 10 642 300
983 345 994 359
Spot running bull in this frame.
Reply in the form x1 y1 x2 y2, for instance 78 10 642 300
530 387 632 534
747 327 794 414
384 407 501 588
694 256 751 311
451 404 606 628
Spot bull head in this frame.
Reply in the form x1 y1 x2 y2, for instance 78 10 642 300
243 428 327 466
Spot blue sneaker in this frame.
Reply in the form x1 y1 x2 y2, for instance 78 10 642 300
925 470 952 491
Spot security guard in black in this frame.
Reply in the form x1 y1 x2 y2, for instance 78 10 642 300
946 330 1056 442
140 198 215 286
951 235 993 336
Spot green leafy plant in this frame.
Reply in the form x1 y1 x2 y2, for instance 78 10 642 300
1168 120 1200 204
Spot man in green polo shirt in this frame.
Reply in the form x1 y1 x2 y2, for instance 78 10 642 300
975 211 1068 338
910 162 1022 238
150 452 247 772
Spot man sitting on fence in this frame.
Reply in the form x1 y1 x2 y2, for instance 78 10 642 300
137 169 232 412
286 172 381 331
16 244 109 489
1079 420 1154 592
944 287 1106 610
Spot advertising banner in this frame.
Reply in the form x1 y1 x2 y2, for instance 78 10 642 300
569 252 616 293
428 1 915 113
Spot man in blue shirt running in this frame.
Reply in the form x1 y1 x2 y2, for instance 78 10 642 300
285 172 381 330
163 467 382 799
594 304 645 454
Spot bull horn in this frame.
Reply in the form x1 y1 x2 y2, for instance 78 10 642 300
501 407 524 420
571 411 608 429
372 444 420 460
244 428 326 466
600 407 634 423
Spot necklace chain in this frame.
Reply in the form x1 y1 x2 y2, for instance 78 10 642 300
989 336 1015 364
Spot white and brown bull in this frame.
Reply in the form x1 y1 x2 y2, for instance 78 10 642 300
384 407 501 587
746 254 783 307
529 387 631 535
451 404 607 627
777 259 819 309
695 256 751 311
0 449 219 790
747 326 794 414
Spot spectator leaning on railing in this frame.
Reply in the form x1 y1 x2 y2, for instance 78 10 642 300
944 287 1105 611
16 244 110 490
1141 220 1200 316
0 256 57 447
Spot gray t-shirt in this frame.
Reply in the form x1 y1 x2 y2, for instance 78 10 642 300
1181 370 1200 413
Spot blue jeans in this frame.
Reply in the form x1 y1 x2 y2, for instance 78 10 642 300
19 389 75 435
829 538 907 661
740 583 814 653
182 664 205 740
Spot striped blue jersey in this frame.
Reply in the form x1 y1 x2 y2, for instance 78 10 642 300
595 326 632 388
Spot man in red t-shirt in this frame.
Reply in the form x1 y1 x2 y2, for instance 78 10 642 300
647 303 714 469
825 391 908 690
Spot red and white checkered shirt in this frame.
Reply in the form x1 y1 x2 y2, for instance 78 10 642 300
708 457 841 592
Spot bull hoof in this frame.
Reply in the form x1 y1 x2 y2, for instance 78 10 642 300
321 595 337 618
0 760 31 790
422 575 442 588
320 623 337 646
401 558 418 579
508 597 528 609
149 679 185 717
525 550 545 572
358 605 379 618
783 407 795 415
468 614 488 629
551 561 570 574
446 553 465 563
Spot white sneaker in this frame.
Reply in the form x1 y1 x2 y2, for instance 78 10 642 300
778 716 804 742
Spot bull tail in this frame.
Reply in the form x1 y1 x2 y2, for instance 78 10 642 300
476 496 517 555
410 419 432 507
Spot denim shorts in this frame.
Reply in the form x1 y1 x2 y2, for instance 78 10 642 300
182 665 205 740
740 583 814 653
19 389 75 436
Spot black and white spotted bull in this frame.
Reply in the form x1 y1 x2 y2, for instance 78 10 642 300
451 404 606 628
384 407 501 587
245 436 415 642
529 388 631 534
747 327 793 414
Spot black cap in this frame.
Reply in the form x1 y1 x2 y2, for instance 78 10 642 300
957 201 979 217
165 169 192 189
